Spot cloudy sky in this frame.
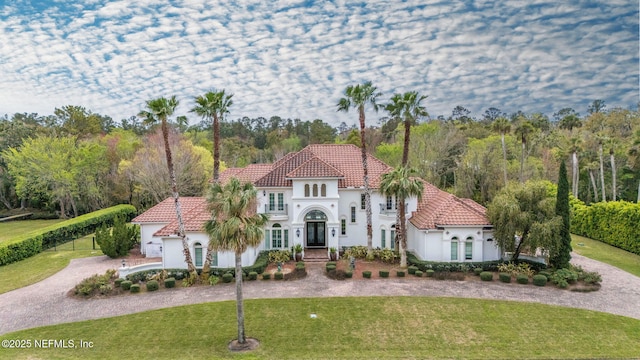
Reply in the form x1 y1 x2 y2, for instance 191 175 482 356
1 0 638 127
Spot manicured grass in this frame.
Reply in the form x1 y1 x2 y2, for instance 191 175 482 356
572 234 640 277
0 219 63 244
0 235 100 294
1 297 639 359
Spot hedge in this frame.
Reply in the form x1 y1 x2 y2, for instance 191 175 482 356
571 200 640 255
0 205 137 266
407 252 503 272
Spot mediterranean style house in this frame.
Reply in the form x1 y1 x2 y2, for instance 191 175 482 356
131 144 499 270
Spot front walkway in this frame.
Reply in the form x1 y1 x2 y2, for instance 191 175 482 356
1 253 639 335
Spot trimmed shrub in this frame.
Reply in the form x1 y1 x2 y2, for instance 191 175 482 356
408 266 418 275
248 272 258 280
208 275 219 286
164 278 176 288
538 271 552 281
130 284 140 293
296 261 305 267
114 278 123 288
396 270 405 277
344 271 353 278
473 268 484 276
480 272 493 281
516 275 529 284
74 270 117 296
407 252 503 273
533 274 547 286
146 280 159 292
551 268 578 288
121 280 132 290
379 270 389 278
222 273 234 283
326 264 336 272
274 271 284 280
95 214 139 258
295 263 305 271
209 251 270 278
326 261 337 267
362 270 372 278
414 270 423 277
499 273 511 283
262 273 271 280
425 269 435 277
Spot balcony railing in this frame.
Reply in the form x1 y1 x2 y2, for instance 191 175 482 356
265 203 288 215
379 203 408 215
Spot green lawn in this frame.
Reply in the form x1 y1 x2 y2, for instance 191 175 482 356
0 219 64 244
572 234 640 277
1 297 639 359
0 235 101 294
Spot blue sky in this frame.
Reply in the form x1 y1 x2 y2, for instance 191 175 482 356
1 0 638 127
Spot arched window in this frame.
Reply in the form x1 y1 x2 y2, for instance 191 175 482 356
451 237 459 261
313 184 318 197
305 210 328 221
321 184 326 197
194 242 203 267
304 184 310 197
465 236 473 260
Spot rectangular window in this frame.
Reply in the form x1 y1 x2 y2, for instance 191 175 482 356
284 229 289 248
350 206 356 223
341 219 346 235
361 194 366 210
451 241 458 261
195 247 203 267
269 193 275 211
381 229 386 248
264 230 270 250
211 252 217 267
465 241 473 260
386 195 393 210
272 229 282 248
277 193 284 211
390 230 395 250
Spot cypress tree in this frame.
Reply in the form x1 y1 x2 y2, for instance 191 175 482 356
550 161 572 268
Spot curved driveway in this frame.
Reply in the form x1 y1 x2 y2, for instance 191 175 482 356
1 253 639 335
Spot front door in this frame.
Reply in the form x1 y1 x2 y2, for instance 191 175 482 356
306 222 326 247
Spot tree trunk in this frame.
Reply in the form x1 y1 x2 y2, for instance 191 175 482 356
599 144 606 202
637 179 640 203
161 119 197 276
572 152 579 198
520 140 526 183
398 196 407 267
501 133 508 186
610 150 616 201
235 251 246 344
402 118 411 166
213 113 221 183
589 169 599 202
358 107 373 252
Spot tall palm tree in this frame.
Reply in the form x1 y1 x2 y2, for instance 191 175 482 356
596 134 608 202
138 96 197 277
568 136 583 198
337 81 381 252
492 117 511 185
514 120 535 183
385 91 428 166
380 166 423 268
606 137 618 201
204 178 267 349
191 89 233 183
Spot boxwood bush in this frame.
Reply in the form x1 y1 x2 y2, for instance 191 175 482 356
121 280 132 290
473 268 484 276
222 273 234 283
425 269 435 277
146 280 159 292
114 278 123 288
396 270 405 277
499 273 511 283
274 271 284 280
480 272 493 281
344 271 353 278
516 275 529 284
326 264 336 272
408 266 418 275
415 270 423 277
248 272 258 280
262 273 271 280
164 278 176 288
130 284 140 293
362 270 372 278
379 270 389 278
533 274 547 286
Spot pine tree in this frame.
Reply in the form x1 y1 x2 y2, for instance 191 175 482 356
550 161 572 269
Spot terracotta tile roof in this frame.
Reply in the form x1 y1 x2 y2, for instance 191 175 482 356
219 164 272 185
131 197 205 224
253 144 392 188
286 156 344 179
409 180 491 230
154 200 211 236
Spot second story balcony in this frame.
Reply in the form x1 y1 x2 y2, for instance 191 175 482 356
265 203 289 216
379 203 396 215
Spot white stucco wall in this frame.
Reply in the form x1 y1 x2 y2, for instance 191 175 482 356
137 223 165 255
161 232 262 269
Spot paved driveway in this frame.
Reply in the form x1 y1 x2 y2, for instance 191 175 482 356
1 253 639 335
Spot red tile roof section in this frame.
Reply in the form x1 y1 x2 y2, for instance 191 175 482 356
131 197 205 224
219 164 272 185
154 200 211 236
285 156 344 179
409 181 491 230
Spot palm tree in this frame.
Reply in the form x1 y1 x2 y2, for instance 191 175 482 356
138 96 197 277
585 161 600 202
558 114 582 134
191 89 233 182
204 177 267 349
337 81 381 253
385 91 428 166
380 166 423 267
492 117 511 186
568 136 583 198
606 137 618 201
596 134 608 202
514 120 535 183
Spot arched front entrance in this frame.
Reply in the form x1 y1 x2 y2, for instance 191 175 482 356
305 210 327 248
